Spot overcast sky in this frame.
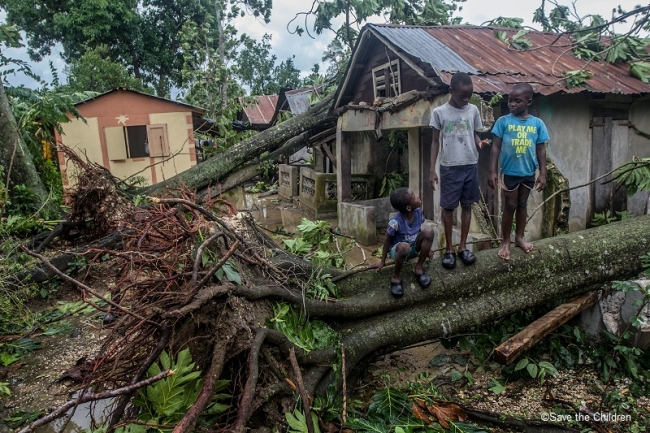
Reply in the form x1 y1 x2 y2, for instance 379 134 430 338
1 0 642 90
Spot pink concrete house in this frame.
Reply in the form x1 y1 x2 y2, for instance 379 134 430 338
56 88 212 191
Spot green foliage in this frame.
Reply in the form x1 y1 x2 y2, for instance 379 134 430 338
513 357 559 384
246 181 272 194
305 270 338 301
488 93 503 106
195 233 242 285
488 379 506 395
483 17 524 28
493 29 532 51
591 210 633 227
285 409 322 433
0 381 11 396
630 62 650 83
563 69 592 88
258 158 278 180
269 303 340 353
531 5 650 83
379 172 407 197
282 218 352 269
129 348 231 432
0 337 39 372
0 251 39 332
613 157 650 196
0 352 22 366
0 410 45 429
65 45 148 93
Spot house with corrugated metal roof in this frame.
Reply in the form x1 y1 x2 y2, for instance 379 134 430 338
326 23 650 246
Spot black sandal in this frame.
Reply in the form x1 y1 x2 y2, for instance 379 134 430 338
442 252 456 269
459 249 477 265
414 270 431 289
390 280 403 298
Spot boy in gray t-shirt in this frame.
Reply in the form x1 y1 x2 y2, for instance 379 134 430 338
429 72 489 270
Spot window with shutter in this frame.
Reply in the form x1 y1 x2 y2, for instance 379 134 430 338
372 59 401 99
104 124 170 159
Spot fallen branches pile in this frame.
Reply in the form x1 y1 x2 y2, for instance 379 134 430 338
24 188 327 432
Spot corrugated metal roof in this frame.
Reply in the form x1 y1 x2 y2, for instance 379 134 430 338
285 85 326 114
371 25 477 75
366 24 650 96
240 95 278 126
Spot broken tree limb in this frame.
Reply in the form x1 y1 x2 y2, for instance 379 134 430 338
143 93 336 196
9 229 127 285
494 291 600 365
18 370 174 433
198 131 312 199
22 246 158 327
289 347 314 433
233 329 268 433
172 336 232 433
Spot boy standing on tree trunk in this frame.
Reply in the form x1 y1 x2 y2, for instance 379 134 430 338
488 82 550 260
430 72 490 270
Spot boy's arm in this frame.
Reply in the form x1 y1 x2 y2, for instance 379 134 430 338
488 135 502 189
474 132 490 150
430 128 441 190
368 234 394 271
535 143 547 192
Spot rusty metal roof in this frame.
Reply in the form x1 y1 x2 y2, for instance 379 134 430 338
367 24 650 96
240 95 278 127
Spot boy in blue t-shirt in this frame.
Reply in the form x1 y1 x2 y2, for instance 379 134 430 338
369 187 434 298
488 82 550 260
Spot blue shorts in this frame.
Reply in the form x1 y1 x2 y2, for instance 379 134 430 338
388 241 420 261
502 174 535 191
440 164 480 210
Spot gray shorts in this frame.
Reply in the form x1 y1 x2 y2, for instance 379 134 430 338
440 164 480 210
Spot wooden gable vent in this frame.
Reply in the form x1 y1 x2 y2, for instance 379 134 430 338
372 59 401 98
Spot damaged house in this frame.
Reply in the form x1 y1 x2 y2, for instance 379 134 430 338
308 23 650 246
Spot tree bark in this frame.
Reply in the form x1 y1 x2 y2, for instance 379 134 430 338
0 80 49 208
143 93 336 195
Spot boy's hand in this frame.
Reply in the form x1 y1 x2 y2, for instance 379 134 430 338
477 138 491 149
488 172 498 190
429 170 439 191
368 261 385 272
535 174 547 192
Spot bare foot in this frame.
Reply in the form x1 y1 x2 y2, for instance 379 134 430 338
498 243 510 260
515 237 534 253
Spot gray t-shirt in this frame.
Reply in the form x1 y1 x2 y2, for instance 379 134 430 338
430 102 483 167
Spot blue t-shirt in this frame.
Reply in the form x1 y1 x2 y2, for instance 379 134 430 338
387 208 424 248
491 114 550 177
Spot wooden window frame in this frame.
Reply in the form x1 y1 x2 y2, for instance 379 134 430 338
372 59 401 99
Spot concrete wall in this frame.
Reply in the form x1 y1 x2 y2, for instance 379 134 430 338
538 94 592 233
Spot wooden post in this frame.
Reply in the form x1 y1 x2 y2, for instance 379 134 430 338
494 291 600 365
337 117 352 202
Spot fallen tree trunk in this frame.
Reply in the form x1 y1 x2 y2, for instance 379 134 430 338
144 93 336 196
285 215 650 394
197 131 312 199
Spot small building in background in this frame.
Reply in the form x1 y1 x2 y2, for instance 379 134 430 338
55 88 215 192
